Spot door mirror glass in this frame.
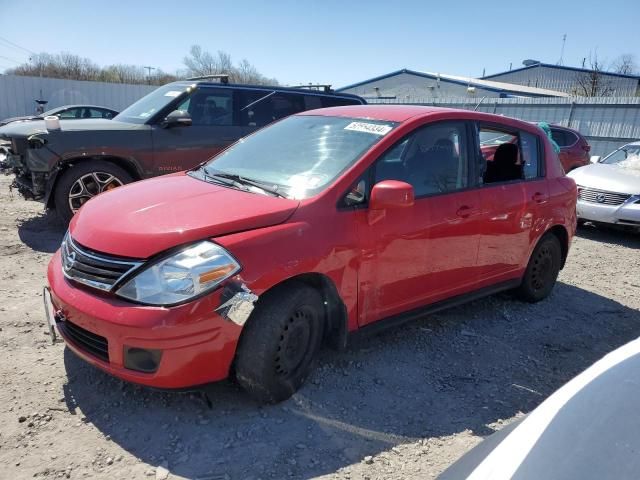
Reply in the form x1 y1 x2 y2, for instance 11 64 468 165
590 155 600 163
162 110 192 128
370 180 414 210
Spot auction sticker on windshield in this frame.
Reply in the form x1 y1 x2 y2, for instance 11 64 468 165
344 122 393 136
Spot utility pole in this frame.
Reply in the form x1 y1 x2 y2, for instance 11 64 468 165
143 66 156 84
558 34 567 66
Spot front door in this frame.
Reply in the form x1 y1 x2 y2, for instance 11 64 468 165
357 121 482 325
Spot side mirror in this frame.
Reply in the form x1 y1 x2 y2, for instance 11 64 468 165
590 155 600 163
161 110 192 128
370 180 414 210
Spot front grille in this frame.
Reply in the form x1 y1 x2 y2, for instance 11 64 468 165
578 187 631 206
59 320 109 362
61 233 143 291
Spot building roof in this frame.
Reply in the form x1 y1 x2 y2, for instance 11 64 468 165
337 68 570 97
482 62 640 81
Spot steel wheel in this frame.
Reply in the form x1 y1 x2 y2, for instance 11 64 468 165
68 172 124 213
529 244 554 292
516 233 562 303
275 307 315 378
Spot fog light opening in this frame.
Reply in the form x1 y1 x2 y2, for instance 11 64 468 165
123 346 162 373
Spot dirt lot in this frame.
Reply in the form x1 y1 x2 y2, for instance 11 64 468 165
1 174 639 480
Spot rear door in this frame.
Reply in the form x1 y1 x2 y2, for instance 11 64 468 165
150 86 244 174
475 124 548 284
357 120 482 324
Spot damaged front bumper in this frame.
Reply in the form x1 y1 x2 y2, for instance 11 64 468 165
47 251 258 388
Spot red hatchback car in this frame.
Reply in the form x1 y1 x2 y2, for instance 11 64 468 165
45 106 577 403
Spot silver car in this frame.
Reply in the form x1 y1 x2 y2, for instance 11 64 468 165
567 141 640 229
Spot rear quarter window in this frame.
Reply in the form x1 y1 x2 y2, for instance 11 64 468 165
520 131 542 179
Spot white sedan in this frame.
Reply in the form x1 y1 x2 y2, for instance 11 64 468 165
567 141 640 229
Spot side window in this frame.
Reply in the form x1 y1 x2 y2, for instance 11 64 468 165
271 93 305 120
238 90 275 127
89 108 106 118
304 95 323 111
520 132 541 179
550 129 567 147
479 126 521 184
375 122 469 197
321 96 361 107
57 108 81 119
176 88 233 126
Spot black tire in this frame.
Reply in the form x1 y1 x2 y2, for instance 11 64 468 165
235 283 325 404
53 160 133 224
516 233 562 303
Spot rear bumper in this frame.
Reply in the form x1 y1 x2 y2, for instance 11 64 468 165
47 251 242 389
576 197 640 226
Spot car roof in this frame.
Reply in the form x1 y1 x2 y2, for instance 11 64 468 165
47 105 117 112
298 104 537 128
167 81 365 101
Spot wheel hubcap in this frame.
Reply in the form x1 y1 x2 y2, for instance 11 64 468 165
530 245 554 291
275 307 314 377
68 172 124 213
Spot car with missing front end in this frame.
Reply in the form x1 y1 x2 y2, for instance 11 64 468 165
0 104 119 127
45 105 577 403
0 79 364 224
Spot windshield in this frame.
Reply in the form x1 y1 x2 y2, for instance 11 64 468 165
204 115 396 199
113 84 191 124
601 144 640 165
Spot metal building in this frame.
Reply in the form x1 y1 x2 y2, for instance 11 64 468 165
337 69 569 101
0 74 155 119
482 63 640 97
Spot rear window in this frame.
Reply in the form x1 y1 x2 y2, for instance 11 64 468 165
551 129 577 147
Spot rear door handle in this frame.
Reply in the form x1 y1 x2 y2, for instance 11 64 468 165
456 205 479 218
532 192 549 204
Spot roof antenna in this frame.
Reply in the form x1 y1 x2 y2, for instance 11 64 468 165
557 34 567 66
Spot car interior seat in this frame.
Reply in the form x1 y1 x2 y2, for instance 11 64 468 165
483 143 522 183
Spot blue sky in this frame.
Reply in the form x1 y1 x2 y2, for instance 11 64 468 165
0 0 638 87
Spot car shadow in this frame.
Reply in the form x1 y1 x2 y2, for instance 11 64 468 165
61 282 640 479
17 209 65 253
577 223 640 249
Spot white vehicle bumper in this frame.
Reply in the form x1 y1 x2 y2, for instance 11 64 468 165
577 195 640 227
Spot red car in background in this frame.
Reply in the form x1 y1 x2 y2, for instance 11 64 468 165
45 106 577 403
481 124 591 173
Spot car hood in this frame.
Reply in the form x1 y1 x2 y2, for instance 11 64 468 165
0 115 38 126
0 118 142 139
69 173 300 258
567 163 640 195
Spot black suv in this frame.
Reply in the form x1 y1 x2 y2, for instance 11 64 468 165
0 80 365 222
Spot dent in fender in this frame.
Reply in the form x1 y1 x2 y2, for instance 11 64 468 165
215 281 259 326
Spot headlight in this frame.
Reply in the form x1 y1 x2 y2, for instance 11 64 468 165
116 241 240 305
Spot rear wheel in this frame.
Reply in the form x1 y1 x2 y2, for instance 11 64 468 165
53 160 133 224
516 233 562 303
235 283 325 404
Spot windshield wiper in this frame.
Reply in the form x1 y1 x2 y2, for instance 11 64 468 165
204 169 288 198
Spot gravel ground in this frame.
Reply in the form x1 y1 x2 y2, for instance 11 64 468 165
1 173 639 480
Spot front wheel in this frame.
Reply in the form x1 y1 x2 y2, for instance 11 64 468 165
234 283 325 404
53 160 133 224
516 233 562 303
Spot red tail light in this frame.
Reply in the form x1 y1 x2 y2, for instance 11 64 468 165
582 145 591 152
